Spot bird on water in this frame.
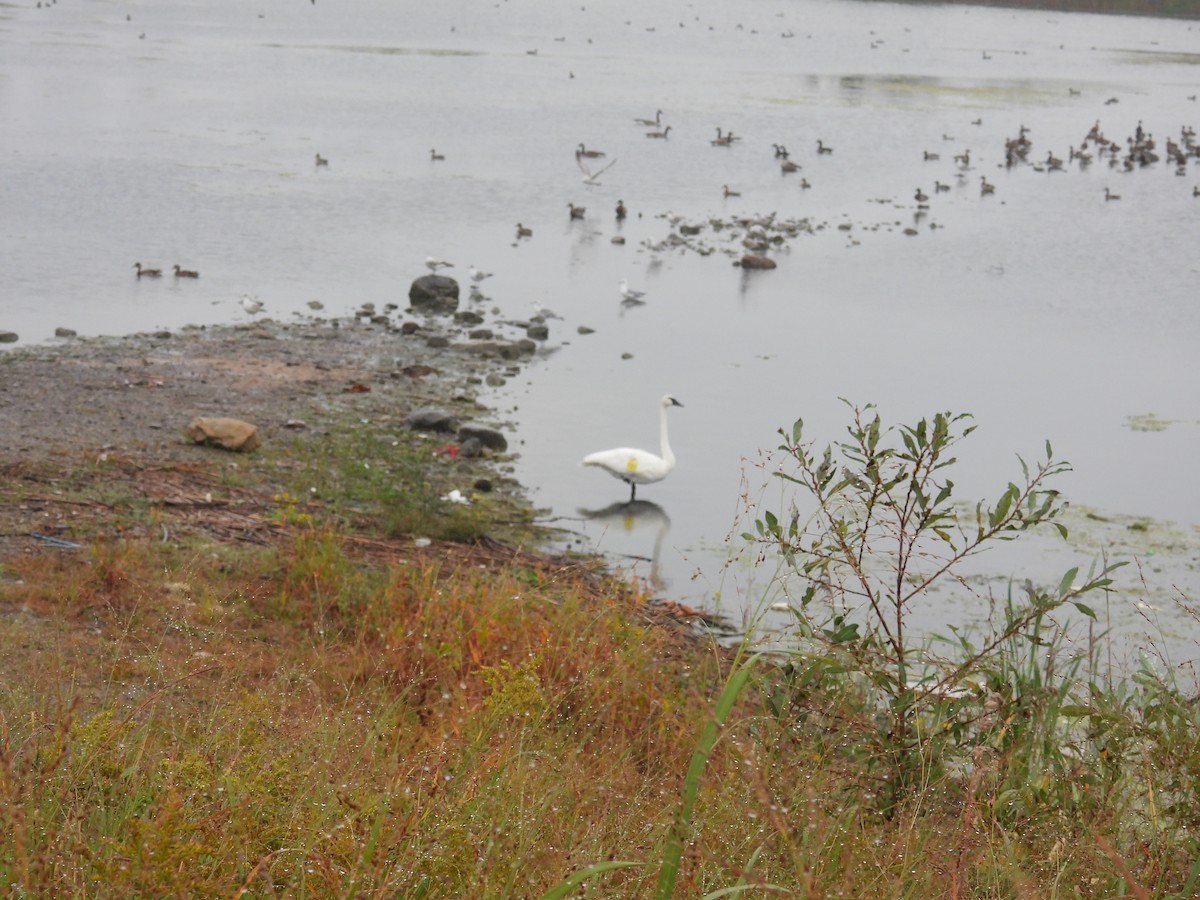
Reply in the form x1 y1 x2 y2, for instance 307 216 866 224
582 394 683 503
577 154 617 185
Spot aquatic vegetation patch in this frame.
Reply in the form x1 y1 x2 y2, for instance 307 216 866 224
321 44 479 58
1125 412 1177 431
263 43 479 58
1117 48 1200 66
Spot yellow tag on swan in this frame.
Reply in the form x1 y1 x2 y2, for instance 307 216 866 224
625 457 638 473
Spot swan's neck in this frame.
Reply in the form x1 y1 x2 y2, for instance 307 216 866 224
659 402 675 470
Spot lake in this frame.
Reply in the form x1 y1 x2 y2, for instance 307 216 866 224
2 0 1197 662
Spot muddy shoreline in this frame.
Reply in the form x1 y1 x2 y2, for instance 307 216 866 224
0 313 545 559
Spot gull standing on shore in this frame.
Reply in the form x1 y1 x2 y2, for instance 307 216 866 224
425 257 454 273
619 279 646 303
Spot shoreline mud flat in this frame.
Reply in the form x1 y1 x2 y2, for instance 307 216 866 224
0 313 546 561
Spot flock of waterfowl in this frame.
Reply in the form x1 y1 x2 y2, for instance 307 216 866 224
132 262 199 279
543 103 1199 270
984 117 1200 201
561 109 835 210
402 93 1200 298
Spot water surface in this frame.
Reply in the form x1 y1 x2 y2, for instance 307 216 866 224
2 0 1198 660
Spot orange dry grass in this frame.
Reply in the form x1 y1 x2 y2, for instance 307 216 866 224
0 531 722 896
1 530 1192 897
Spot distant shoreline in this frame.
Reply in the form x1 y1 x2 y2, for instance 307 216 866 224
877 0 1200 20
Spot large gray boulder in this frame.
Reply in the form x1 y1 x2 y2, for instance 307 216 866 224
409 275 460 314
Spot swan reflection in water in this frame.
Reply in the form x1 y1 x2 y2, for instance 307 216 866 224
577 499 671 590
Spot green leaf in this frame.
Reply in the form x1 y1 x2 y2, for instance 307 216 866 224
1072 601 1097 619
1058 567 1079 597
1057 704 1094 718
830 623 860 644
934 480 954 506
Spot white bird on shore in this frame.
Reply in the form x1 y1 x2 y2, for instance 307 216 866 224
468 266 493 283
576 154 618 185
582 394 683 503
619 279 646 303
240 293 263 315
425 256 454 273
530 301 561 320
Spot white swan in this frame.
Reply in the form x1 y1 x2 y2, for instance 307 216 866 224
582 395 683 502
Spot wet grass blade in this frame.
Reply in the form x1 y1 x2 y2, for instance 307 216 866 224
655 652 765 899
538 861 643 900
